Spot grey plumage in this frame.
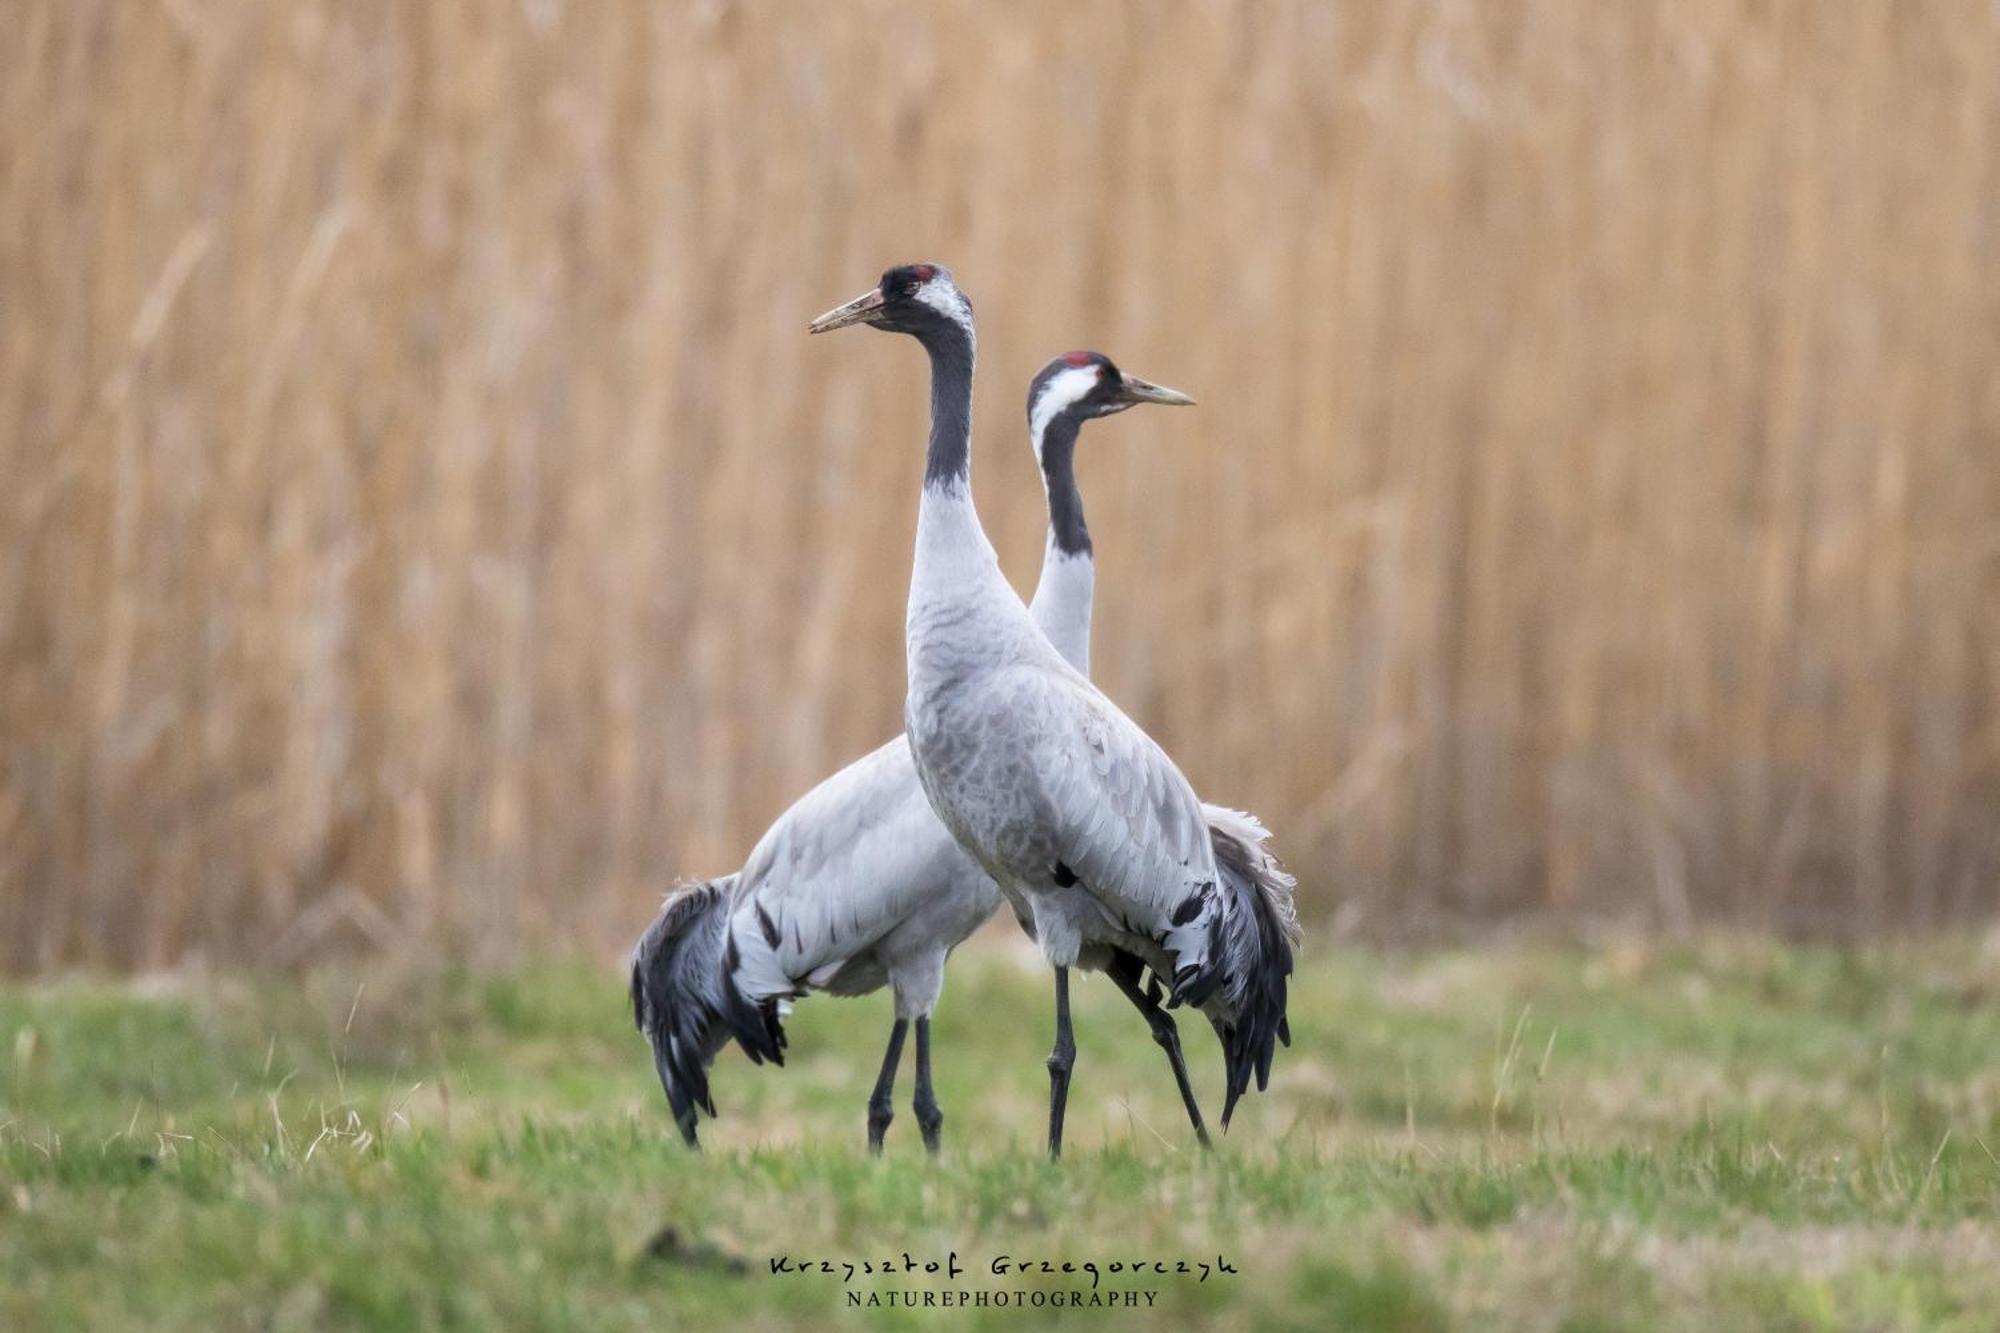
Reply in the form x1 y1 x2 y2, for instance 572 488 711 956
905 653 1298 1123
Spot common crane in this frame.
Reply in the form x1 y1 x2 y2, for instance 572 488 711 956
807 264 1300 1158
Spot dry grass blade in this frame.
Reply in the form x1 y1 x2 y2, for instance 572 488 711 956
2 1 1997 970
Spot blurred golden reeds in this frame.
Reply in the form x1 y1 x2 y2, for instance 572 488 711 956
3 1 1997 970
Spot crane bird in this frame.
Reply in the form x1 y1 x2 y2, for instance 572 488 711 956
807 264 1300 1158
631 344 1282 1154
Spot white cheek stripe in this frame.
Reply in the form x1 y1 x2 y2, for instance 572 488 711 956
913 280 974 337
914 282 958 317
1029 366 1102 455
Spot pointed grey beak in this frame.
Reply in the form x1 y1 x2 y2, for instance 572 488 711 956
808 288 888 334
1117 375 1197 407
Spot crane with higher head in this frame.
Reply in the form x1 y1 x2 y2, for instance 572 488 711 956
806 263 1301 1159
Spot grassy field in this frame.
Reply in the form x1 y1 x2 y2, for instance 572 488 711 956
6 936 2000 1330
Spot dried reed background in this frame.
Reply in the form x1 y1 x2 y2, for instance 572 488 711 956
4 1 1998 971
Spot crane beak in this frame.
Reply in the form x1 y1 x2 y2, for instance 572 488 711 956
808 288 888 334
1116 375 1197 408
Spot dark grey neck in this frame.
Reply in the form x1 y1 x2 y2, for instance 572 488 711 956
1039 414 1091 556
921 328 976 491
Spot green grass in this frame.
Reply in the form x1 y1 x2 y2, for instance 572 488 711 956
6 936 2000 1330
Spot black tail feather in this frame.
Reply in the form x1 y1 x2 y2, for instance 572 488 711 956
630 878 736 1143
1206 827 1299 1130
1217 878 1293 1127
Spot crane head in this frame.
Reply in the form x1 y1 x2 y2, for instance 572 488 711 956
809 263 973 341
1027 350 1196 443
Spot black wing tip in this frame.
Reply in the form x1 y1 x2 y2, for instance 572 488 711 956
1172 959 1225 1011
715 931 791 1067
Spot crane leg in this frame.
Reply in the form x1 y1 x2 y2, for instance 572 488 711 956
1108 959 1212 1149
1046 967 1076 1160
912 1017 944 1157
868 1018 909 1155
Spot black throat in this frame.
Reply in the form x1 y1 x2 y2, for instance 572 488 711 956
1038 413 1091 556
919 322 975 490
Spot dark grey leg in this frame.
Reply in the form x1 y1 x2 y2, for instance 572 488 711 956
868 1018 909 1155
912 1017 944 1157
1108 963 1213 1149
1046 967 1076 1160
